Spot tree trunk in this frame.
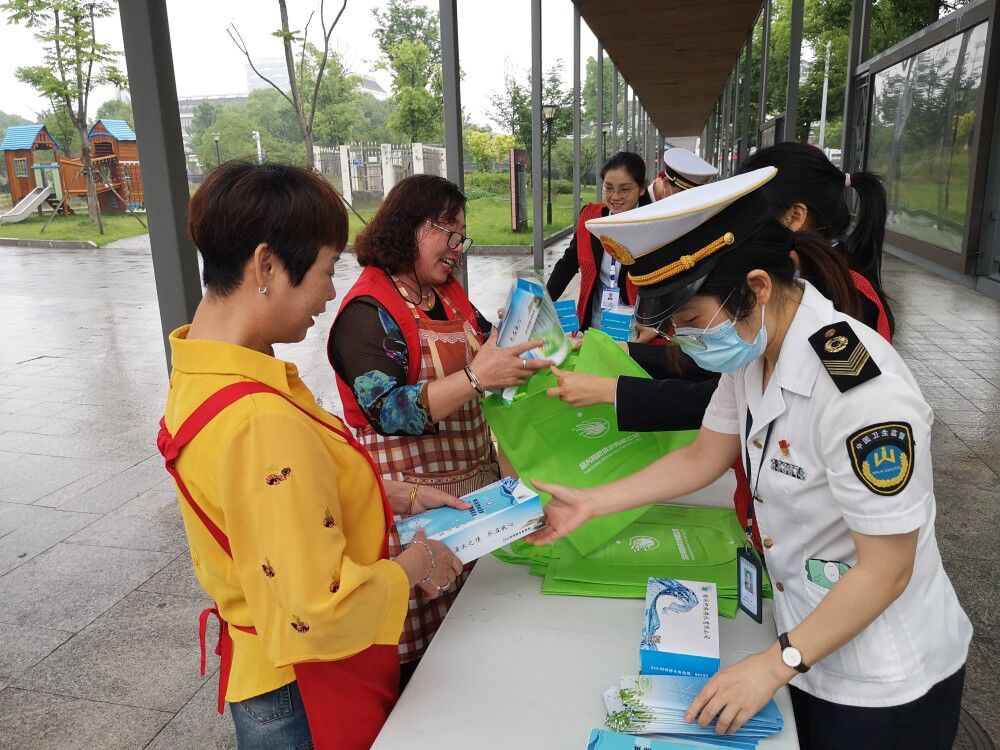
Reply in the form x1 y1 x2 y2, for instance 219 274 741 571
78 126 104 235
277 0 314 169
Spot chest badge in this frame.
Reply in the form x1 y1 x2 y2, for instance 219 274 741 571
770 457 806 480
847 422 914 495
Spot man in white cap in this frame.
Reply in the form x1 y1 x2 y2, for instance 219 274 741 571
649 147 719 201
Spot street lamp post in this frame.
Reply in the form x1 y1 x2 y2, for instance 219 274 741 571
542 103 557 226
602 122 611 162
212 133 221 166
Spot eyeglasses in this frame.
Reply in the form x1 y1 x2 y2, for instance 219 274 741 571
602 184 640 198
426 220 473 252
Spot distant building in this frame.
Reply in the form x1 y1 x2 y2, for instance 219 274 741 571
358 76 388 101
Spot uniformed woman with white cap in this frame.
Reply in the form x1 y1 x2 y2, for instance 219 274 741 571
530 168 972 750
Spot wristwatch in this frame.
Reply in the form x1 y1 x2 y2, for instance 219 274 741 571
778 632 810 673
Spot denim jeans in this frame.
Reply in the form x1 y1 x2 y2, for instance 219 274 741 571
230 681 314 750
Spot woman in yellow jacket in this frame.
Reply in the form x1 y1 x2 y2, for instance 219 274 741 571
158 161 466 749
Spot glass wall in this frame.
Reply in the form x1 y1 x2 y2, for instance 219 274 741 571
867 22 988 253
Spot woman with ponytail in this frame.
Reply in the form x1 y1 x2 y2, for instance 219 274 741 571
737 142 894 340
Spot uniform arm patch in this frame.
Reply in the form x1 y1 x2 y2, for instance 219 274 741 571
846 422 915 496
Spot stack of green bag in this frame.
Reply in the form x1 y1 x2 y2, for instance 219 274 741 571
494 505 771 618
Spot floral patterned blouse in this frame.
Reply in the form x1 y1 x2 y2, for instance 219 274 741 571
329 295 492 437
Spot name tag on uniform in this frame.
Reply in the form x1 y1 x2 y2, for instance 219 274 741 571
737 547 763 623
770 457 806 480
600 284 618 311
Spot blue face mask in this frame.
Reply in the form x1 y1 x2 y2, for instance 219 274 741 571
673 305 768 373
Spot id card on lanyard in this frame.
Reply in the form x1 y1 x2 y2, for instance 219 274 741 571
738 408 772 624
601 259 620 311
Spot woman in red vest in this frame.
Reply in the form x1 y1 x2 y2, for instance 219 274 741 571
737 142 895 341
546 151 652 330
328 174 550 689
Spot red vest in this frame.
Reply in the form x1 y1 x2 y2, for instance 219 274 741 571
329 265 483 428
576 203 638 328
849 270 892 342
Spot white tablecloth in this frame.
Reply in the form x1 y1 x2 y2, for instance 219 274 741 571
373 501 800 749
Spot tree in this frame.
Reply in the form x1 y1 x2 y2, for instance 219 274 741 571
310 48 364 145
194 106 305 169
583 55 615 129
95 96 133 128
3 0 127 232
39 105 78 156
488 65 531 148
229 0 347 169
487 62 572 153
386 40 440 143
372 0 440 64
543 61 573 140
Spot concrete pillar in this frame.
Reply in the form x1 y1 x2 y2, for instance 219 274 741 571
757 0 772 143
380 143 395 197
784 0 804 142
339 145 354 204
411 143 425 175
573 5 581 218
118 0 202 369
531 0 543 270
595 41 604 201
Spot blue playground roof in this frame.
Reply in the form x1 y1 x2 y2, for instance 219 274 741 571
90 119 136 141
1 124 47 151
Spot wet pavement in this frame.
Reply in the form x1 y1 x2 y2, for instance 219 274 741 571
0 236 996 749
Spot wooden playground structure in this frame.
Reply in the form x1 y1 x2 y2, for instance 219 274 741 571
1 120 146 226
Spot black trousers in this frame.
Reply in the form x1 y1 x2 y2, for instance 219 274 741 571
790 665 965 750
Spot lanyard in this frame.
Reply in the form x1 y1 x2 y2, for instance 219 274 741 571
609 258 617 286
743 408 774 545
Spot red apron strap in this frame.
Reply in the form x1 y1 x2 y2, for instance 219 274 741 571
849 270 892 342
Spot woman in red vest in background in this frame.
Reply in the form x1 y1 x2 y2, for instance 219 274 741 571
737 142 895 340
546 151 652 331
328 175 550 690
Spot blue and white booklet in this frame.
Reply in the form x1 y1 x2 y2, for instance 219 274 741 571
587 728 742 749
603 674 783 747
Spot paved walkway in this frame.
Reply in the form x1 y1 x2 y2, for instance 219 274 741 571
0 237 996 749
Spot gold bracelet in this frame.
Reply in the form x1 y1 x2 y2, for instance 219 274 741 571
407 483 420 514
408 539 435 584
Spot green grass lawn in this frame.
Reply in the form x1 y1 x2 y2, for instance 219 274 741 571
0 211 150 247
1 189 587 249
347 191 586 246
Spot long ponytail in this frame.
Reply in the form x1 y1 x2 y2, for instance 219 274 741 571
843 171 895 337
793 233 862 321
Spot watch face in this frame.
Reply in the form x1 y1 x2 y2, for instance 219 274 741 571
782 647 802 668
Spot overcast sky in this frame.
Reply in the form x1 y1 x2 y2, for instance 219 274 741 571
0 1 604 129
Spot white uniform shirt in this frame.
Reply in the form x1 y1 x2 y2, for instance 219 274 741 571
702 281 972 707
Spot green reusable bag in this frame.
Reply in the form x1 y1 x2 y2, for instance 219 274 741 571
542 505 771 618
483 330 698 556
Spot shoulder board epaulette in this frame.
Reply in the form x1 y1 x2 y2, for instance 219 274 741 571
808 321 881 393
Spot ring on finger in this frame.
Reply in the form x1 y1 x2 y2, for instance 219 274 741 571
521 359 527 370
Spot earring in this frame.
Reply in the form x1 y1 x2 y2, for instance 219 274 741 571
258 286 268 294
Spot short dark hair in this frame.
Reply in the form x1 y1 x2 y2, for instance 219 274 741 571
354 174 466 275
188 160 348 296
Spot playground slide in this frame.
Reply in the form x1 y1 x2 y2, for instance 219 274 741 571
0 185 55 225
